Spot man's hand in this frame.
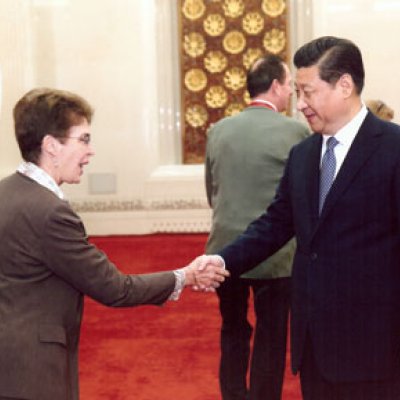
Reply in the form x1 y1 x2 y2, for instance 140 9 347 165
183 255 229 292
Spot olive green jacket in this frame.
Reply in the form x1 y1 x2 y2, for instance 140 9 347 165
205 106 309 278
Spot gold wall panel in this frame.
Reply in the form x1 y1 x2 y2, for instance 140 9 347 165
179 0 289 164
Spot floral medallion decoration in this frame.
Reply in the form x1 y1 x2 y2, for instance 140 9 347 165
204 50 228 73
182 0 206 20
203 13 226 36
183 32 206 57
223 67 246 90
222 30 247 54
222 0 245 18
242 12 264 35
186 104 209 127
205 86 228 108
262 0 286 18
224 102 245 116
184 68 208 92
242 47 264 69
263 28 286 54
179 0 288 163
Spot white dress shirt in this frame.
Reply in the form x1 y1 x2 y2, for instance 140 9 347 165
320 105 368 178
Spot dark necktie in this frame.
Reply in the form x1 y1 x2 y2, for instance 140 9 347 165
319 136 339 214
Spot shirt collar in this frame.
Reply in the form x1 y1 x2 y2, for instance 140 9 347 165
322 104 368 147
249 99 278 112
17 161 65 200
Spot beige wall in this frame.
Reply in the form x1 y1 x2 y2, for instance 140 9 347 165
0 0 398 235
312 0 399 122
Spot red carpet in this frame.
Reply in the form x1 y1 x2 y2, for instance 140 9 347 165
79 234 301 399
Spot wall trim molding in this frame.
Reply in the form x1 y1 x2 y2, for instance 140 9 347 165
77 206 211 236
70 197 209 213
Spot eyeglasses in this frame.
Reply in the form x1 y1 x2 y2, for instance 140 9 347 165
67 133 91 145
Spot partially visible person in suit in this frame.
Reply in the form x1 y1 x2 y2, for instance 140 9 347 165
194 36 400 400
365 99 394 121
205 55 309 400
0 87 228 400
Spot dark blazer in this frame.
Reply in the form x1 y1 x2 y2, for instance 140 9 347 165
220 111 400 383
0 173 176 400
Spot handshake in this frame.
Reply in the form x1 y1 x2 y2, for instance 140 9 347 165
182 255 229 292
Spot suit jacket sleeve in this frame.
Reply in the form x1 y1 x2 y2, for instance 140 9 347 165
42 201 176 306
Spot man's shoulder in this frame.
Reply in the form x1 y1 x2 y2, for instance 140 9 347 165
206 110 310 150
207 112 246 141
209 111 243 128
276 112 309 131
210 109 308 131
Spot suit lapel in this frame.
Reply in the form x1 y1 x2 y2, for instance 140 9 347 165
304 134 323 230
315 112 383 226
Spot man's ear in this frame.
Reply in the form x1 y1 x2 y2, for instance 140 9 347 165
338 73 354 98
41 134 60 157
271 78 280 94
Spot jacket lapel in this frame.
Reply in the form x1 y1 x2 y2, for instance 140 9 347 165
315 112 383 227
304 134 323 230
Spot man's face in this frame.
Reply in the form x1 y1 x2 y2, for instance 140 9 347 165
295 65 345 135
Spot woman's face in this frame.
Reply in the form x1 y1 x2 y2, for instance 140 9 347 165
55 119 95 185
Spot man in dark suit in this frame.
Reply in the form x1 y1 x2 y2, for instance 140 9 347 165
195 36 400 399
0 88 228 400
205 55 308 400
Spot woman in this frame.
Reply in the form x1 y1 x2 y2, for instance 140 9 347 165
0 88 227 400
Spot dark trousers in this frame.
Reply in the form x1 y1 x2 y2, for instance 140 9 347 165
217 277 291 400
300 334 400 400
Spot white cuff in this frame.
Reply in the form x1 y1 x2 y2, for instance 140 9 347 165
169 268 185 301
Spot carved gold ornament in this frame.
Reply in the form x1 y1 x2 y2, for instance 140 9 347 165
186 104 208 127
263 28 286 54
182 0 206 20
183 32 206 57
203 13 226 37
204 51 228 73
205 86 228 108
242 12 264 35
222 0 245 18
242 48 263 70
225 103 245 117
223 67 246 90
223 30 246 54
262 0 286 17
184 68 208 92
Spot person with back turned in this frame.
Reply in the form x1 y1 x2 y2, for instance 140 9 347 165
205 54 309 400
